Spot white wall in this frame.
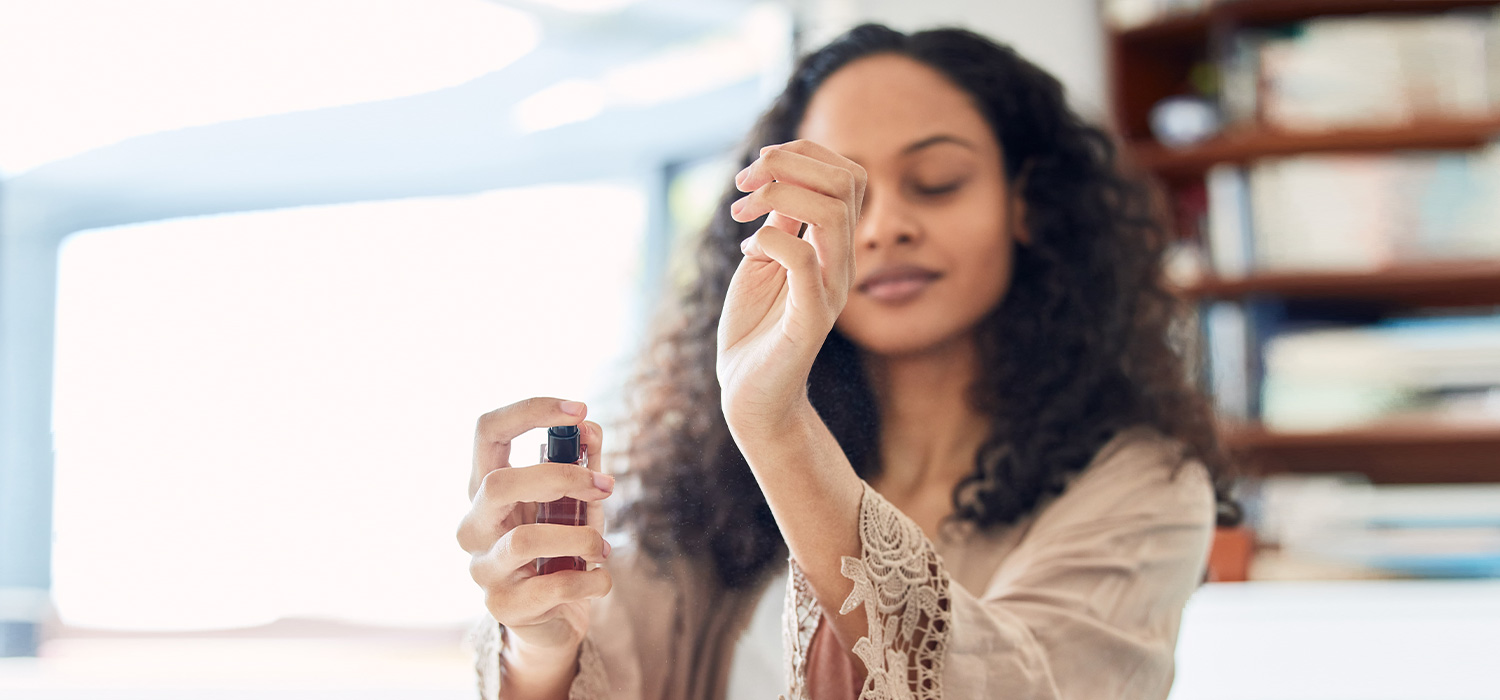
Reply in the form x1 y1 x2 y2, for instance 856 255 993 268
797 0 1107 117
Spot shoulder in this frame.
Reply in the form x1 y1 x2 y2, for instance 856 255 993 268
1078 426 1212 511
1027 426 1216 539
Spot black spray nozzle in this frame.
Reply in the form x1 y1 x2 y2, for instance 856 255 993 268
545 425 581 464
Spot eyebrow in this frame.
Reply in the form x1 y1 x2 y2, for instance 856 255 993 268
902 134 977 155
841 134 978 167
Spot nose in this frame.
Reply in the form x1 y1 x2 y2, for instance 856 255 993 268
854 189 922 251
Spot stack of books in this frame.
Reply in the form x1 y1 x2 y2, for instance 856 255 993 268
1260 314 1500 431
1220 11 1500 131
1200 145 1500 275
1249 475 1500 579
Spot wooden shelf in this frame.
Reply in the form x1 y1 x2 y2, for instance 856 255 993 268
1132 117 1500 178
1179 261 1500 306
1116 0 1500 44
1224 423 1500 483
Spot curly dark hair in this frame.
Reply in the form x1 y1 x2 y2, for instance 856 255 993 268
617 23 1239 590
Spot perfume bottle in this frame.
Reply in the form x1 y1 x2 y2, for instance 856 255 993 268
536 424 587 574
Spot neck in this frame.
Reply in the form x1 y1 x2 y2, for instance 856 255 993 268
862 334 990 497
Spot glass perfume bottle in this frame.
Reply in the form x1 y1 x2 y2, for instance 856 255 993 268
535 424 587 574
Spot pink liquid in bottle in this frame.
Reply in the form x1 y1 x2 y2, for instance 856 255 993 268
536 425 586 574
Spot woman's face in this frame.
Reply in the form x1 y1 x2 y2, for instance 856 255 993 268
797 54 1021 359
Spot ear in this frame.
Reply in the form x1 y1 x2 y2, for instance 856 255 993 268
1007 163 1033 246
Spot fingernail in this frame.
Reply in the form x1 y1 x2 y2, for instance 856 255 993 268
740 236 753 253
560 400 585 416
734 166 749 186
730 197 746 217
602 539 612 558
592 472 614 492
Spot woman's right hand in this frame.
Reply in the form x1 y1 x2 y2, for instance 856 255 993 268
458 397 615 677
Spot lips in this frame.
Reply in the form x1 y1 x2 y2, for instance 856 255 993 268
857 264 941 303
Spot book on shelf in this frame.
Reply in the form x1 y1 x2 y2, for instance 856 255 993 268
1216 11 1500 133
1205 163 1254 277
1205 301 1254 420
1260 313 1500 432
1197 145 1500 276
1245 475 1500 579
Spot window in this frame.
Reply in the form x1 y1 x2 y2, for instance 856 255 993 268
51 183 647 631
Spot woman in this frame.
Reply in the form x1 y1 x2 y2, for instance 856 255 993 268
457 23 1237 700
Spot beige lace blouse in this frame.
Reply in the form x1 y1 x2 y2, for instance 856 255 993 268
470 426 1216 699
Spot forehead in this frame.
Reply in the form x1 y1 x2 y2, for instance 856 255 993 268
796 54 997 166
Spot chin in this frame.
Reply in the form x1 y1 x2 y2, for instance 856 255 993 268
836 302 978 359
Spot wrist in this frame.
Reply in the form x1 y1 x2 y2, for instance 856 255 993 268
725 396 816 444
499 627 579 699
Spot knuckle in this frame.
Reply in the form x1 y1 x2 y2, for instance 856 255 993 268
455 520 473 550
503 525 533 557
479 467 508 500
468 552 495 585
474 409 495 435
573 464 596 490
583 529 607 557
838 170 858 196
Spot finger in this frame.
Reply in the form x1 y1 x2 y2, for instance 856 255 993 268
498 568 613 627
735 147 860 205
457 463 613 554
730 181 847 234
470 397 588 499
491 522 612 573
732 183 851 292
763 140 868 213
579 421 608 534
740 225 824 309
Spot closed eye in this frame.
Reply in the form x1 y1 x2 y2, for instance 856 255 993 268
914 180 963 196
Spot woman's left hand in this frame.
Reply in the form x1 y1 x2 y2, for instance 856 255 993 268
716 140 866 438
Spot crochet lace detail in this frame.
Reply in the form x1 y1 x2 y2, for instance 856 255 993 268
782 481 952 700
781 558 824 700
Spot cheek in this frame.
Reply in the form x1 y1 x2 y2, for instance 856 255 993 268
942 196 1015 306
947 226 1014 312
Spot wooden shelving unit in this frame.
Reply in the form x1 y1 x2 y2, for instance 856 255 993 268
1134 117 1500 180
1223 423 1500 483
1116 0 1500 44
1110 1 1500 500
1178 261 1500 306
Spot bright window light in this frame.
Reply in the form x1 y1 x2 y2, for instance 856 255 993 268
0 0 541 176
513 79 608 133
521 0 640 12
51 183 647 631
511 2 790 132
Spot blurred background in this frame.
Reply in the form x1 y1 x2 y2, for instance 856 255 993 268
0 0 1495 698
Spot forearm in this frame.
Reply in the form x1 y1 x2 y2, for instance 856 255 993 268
729 401 868 659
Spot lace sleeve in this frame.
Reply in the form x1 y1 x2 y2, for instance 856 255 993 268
782 480 952 700
468 616 611 700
